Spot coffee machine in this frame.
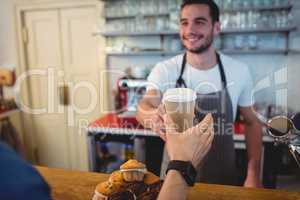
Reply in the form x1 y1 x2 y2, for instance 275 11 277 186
266 113 300 168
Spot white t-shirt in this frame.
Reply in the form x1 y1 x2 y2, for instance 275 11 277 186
147 53 254 119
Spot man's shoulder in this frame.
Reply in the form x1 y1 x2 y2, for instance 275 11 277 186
155 54 183 69
220 53 250 74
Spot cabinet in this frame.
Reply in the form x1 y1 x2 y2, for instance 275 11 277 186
16 2 104 171
98 0 296 55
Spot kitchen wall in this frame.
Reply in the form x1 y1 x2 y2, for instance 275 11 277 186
0 0 17 69
0 0 20 99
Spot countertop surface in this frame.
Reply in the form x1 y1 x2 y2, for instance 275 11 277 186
87 113 274 142
37 166 300 200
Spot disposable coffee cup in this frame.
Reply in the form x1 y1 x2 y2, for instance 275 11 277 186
163 88 197 132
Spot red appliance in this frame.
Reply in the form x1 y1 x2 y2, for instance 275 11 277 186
116 78 148 112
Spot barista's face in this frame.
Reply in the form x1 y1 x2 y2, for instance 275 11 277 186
179 4 220 53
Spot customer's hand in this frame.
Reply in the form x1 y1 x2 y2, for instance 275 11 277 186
163 113 214 168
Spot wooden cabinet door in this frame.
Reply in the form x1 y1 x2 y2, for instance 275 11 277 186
60 6 103 170
23 5 106 170
24 9 71 169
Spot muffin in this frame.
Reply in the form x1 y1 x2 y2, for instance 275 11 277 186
143 172 160 185
93 181 122 200
120 159 147 182
109 171 126 188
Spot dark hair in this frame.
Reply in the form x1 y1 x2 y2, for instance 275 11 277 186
180 0 220 23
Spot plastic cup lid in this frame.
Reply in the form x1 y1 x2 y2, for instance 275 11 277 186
163 88 197 103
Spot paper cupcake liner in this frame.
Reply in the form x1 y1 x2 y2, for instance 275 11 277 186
92 191 108 200
120 168 147 173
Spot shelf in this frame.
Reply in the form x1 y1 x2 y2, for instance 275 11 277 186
100 30 178 37
98 26 296 37
106 50 183 56
221 49 288 54
222 4 292 12
104 5 292 20
105 12 169 20
106 49 289 56
221 26 297 34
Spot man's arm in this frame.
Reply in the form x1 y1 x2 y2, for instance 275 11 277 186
136 89 166 137
239 106 263 188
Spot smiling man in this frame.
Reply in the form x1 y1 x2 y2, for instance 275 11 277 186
136 0 263 187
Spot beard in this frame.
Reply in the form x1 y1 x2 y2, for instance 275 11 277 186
182 30 214 54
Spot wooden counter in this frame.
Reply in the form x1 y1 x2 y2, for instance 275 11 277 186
36 166 300 200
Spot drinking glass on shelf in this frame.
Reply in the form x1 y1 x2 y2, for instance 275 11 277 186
167 0 177 11
223 0 232 10
117 1 124 17
221 13 230 29
254 11 261 29
104 4 110 17
278 11 288 28
151 17 158 31
135 14 145 32
105 2 115 17
274 0 281 6
123 0 129 16
232 13 239 29
263 0 272 7
237 12 247 29
275 11 281 28
169 8 179 30
247 35 258 50
155 17 164 31
127 0 136 16
287 12 293 26
148 0 157 15
283 11 289 27
252 0 261 8
232 0 240 9
158 0 167 14
242 0 251 9
140 1 148 15
234 35 245 49
126 19 135 32
247 11 254 29
260 12 270 28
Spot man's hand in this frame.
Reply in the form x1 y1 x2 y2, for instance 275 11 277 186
163 113 214 168
244 174 263 188
148 104 166 140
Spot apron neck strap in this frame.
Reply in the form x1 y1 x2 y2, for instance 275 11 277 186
175 53 187 88
176 52 227 89
216 52 227 89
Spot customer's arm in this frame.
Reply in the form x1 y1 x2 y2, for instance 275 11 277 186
240 106 263 188
158 114 214 200
0 142 52 200
158 170 188 200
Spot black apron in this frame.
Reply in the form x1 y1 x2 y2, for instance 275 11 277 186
160 52 237 185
